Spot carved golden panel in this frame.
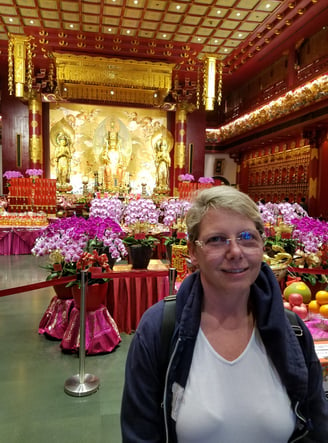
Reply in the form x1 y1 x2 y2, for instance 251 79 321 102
53 53 175 104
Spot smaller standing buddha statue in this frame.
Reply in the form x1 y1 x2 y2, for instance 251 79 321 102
55 132 72 191
153 130 173 194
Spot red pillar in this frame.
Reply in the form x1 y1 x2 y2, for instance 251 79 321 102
28 95 43 171
173 105 187 196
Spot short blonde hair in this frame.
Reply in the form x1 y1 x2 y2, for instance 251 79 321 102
186 186 264 242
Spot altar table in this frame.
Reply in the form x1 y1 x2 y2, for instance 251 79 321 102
107 260 170 333
0 227 41 255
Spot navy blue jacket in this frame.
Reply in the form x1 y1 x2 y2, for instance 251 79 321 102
121 263 328 442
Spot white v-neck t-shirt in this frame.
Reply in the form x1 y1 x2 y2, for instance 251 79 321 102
175 327 296 443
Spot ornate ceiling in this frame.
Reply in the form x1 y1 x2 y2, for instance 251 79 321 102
0 0 327 93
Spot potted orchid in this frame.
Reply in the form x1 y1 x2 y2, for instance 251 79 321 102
160 198 191 261
32 215 128 287
3 171 23 190
288 216 328 287
25 168 43 178
198 176 214 184
3 170 23 180
89 196 124 222
260 201 328 287
122 198 160 268
178 173 194 182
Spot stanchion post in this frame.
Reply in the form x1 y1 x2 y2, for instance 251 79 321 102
169 267 177 296
64 270 100 397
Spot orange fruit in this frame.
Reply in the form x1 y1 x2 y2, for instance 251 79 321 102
315 290 328 305
308 300 321 314
319 304 328 319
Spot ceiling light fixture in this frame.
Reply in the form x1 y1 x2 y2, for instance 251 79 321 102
8 34 34 97
203 55 223 111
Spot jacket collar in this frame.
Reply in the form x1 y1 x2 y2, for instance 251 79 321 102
175 263 309 401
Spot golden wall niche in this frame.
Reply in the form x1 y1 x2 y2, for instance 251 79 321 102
49 103 171 195
245 145 310 203
53 53 175 105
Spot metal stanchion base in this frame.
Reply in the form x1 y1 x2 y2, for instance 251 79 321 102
64 373 100 397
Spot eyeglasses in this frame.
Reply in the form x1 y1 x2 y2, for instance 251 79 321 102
194 230 263 251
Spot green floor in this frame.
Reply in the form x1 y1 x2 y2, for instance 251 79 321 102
0 255 133 443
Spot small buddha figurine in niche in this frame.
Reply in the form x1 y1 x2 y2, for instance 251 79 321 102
55 132 72 188
152 127 174 194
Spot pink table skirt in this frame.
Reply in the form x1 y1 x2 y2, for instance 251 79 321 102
0 227 42 255
39 295 74 340
61 305 121 355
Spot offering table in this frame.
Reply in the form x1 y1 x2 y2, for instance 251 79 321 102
107 260 169 333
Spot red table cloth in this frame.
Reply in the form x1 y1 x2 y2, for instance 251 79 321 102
107 260 170 333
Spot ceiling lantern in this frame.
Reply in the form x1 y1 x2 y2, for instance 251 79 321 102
8 34 34 97
202 55 223 111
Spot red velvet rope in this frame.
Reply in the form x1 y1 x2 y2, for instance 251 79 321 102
0 269 169 298
287 266 328 275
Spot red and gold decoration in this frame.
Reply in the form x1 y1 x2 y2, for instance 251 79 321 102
171 244 188 283
7 177 56 215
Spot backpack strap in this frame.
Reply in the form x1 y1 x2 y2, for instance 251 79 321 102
285 308 304 337
160 295 176 384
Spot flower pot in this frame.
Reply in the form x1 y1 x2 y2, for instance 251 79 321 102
72 282 108 311
105 254 116 269
53 282 73 300
128 245 153 269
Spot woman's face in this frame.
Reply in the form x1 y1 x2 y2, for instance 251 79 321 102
188 207 264 296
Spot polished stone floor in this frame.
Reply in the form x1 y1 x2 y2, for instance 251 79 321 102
0 254 133 443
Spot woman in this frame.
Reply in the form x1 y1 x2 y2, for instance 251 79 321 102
121 186 328 442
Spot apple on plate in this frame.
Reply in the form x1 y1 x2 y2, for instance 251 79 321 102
288 293 303 307
283 301 292 311
292 303 308 320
